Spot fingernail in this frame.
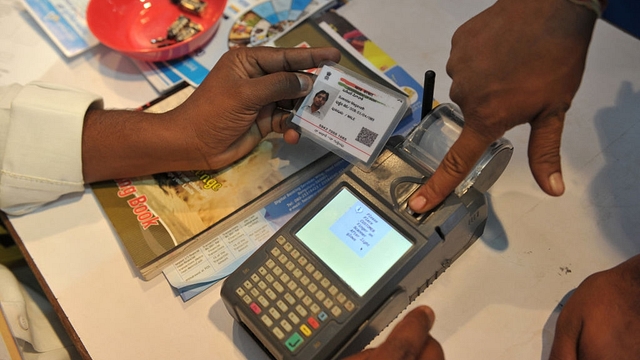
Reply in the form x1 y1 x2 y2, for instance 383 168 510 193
549 172 565 196
409 195 427 212
296 73 312 93
419 306 436 326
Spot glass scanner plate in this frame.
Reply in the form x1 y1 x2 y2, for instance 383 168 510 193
402 103 513 195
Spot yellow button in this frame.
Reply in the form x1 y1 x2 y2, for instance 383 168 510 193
300 324 312 337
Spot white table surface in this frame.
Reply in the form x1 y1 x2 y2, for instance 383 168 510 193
6 0 640 359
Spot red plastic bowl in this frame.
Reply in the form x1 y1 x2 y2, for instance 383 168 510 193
87 0 225 62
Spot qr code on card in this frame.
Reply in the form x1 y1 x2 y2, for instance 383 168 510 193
355 127 379 148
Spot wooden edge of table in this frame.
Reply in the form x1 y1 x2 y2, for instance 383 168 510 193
0 212 92 360
0 304 23 359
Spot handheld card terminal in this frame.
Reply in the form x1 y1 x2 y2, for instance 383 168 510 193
221 103 513 360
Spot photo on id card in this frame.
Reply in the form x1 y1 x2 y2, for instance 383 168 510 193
291 62 409 168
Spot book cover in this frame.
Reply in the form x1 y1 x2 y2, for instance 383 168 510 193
91 86 330 280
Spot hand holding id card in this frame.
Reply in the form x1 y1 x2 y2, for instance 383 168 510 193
290 62 409 168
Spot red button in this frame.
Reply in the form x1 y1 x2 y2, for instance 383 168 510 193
307 317 320 329
250 303 261 314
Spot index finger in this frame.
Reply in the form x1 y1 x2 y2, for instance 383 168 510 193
242 47 342 76
408 126 492 213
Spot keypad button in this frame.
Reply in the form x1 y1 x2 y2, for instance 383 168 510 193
285 261 295 271
294 288 305 299
270 247 281 257
250 303 261 314
287 280 297 291
297 256 308 266
320 278 331 288
281 319 293 333
250 288 259 297
310 303 321 314
292 268 303 278
242 295 252 304
273 281 285 293
266 259 276 268
302 296 312 306
344 301 355 312
331 306 342 317
273 266 283 276
285 333 303 352
236 287 246 297
276 236 286 245
273 326 285 340
265 274 275 283
300 275 310 286
295 305 308 317
323 298 334 309
307 317 320 329
258 281 267 290
328 285 338 296
280 273 291 283
288 312 301 325
258 296 269 308
313 270 323 281
283 242 293 252
315 290 326 302
290 249 300 259
284 293 296 305
265 288 277 301
336 293 346 304
318 311 328 322
243 281 253 290
308 283 318 293
261 314 273 327
305 263 315 274
300 324 312 337
251 273 260 283
269 308 281 320
258 266 268 276
276 300 289 312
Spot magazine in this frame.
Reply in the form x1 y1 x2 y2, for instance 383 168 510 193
92 85 332 280
162 156 348 301
20 0 98 57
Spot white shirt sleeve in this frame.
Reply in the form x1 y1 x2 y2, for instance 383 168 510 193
0 82 103 215
0 264 76 358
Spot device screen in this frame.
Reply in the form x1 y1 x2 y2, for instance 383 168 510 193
295 188 412 296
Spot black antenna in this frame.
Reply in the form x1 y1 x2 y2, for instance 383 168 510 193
421 70 436 119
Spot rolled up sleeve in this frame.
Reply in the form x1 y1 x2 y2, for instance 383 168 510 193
0 82 103 215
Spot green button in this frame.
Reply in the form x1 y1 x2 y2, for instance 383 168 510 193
285 332 304 352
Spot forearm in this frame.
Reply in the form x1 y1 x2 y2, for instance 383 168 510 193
3 47 337 214
410 0 601 212
81 108 201 183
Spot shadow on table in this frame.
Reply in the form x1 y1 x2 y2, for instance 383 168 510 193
478 193 508 251
589 81 640 258
539 289 575 360
209 296 271 360
539 80 640 359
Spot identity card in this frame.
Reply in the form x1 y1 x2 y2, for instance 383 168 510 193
291 62 409 168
